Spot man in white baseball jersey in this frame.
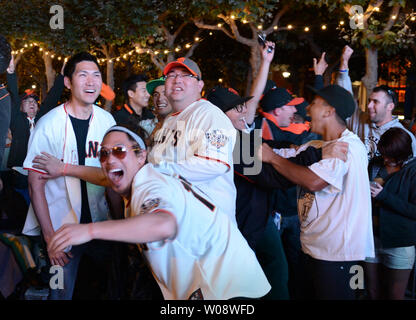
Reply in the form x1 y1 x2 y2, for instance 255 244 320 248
47 126 271 300
148 57 237 224
260 85 374 299
23 52 116 299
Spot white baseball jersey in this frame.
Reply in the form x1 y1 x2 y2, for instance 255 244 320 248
127 163 271 300
22 103 116 235
292 129 374 261
148 99 237 224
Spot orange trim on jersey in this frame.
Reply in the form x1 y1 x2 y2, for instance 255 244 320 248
262 121 273 140
150 209 175 219
123 104 134 115
234 171 255 184
23 167 46 175
170 111 182 116
280 122 310 134
0 92 10 101
194 154 231 170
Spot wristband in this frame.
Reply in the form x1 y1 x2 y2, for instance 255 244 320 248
339 69 348 73
62 163 68 176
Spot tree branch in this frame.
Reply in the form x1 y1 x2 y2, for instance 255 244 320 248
193 19 234 39
264 4 290 35
383 5 400 33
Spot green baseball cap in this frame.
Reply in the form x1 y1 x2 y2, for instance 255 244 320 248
146 77 165 95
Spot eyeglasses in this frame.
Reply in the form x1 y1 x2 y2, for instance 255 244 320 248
98 145 141 162
233 102 247 113
164 73 200 81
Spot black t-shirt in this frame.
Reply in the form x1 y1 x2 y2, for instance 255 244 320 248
69 114 92 224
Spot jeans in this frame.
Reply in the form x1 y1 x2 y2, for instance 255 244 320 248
279 214 304 300
49 240 112 300
255 215 289 300
301 252 359 300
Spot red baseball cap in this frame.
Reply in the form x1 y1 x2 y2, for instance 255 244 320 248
163 57 202 79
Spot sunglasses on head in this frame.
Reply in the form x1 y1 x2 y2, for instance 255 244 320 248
98 145 141 162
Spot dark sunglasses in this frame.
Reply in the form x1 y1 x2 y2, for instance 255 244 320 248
98 145 141 162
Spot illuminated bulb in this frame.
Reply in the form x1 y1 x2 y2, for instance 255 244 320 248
195 37 200 41
129 51 133 55
175 48 180 52
242 19 247 24
209 32 213 35
32 84 36 89
39 48 43 51
258 25 263 30
58 57 61 60
274 25 278 30
185 44 191 48
123 55 127 59
411 16 416 21
282 72 291 78
217 23 222 27
164 50 169 54
340 20 345 25
287 24 293 29
321 25 327 30
24 44 28 48
218 78 223 83
64 57 68 62
391 15 397 20
20 48 24 53
230 15 235 19
304 27 310 32
51 55 55 58
374 7 380 12
30 43 33 47
116 58 120 61
154 51 159 54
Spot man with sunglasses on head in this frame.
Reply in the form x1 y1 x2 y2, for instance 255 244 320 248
22 52 116 300
147 57 238 224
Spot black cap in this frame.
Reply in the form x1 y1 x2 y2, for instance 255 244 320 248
263 79 277 95
308 84 355 121
260 87 304 112
295 100 310 121
0 35 11 74
20 90 39 103
206 86 253 113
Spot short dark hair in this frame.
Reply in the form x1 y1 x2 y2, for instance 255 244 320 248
378 127 413 165
372 85 398 107
122 74 148 101
64 52 100 80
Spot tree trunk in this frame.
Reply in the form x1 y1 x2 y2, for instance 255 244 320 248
361 47 378 105
43 53 56 91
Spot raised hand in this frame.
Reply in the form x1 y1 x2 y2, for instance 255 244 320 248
322 141 349 162
313 52 328 76
32 152 65 179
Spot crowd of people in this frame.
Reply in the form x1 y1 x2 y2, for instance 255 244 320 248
1 33 416 300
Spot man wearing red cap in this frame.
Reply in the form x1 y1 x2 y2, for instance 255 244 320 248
147 57 237 224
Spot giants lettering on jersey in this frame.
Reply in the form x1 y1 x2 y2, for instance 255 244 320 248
87 141 100 158
153 128 182 146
